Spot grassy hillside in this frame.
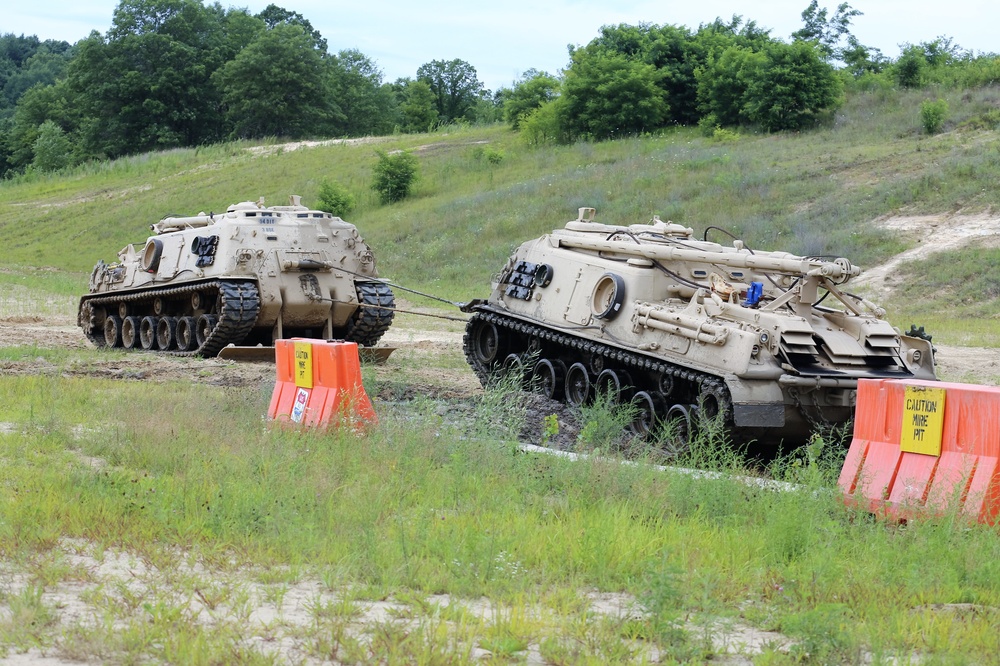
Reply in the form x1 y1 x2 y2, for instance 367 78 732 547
3 87 1000 664
1 87 999 342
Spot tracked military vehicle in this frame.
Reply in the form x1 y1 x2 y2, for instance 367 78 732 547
78 196 394 357
463 208 936 447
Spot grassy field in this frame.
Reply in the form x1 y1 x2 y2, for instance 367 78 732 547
2 86 1000 663
3 366 1000 664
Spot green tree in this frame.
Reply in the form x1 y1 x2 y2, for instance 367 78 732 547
0 37 72 113
560 47 669 141
467 90 503 124
255 3 327 53
696 47 764 127
920 36 964 67
0 116 13 175
394 78 438 133
214 23 341 139
503 69 559 130
519 98 567 146
67 0 231 158
840 35 887 77
372 149 418 204
691 15 774 57
327 49 396 136
742 40 843 131
416 59 484 123
5 80 75 170
587 23 699 124
31 119 72 171
791 1 862 61
894 44 926 88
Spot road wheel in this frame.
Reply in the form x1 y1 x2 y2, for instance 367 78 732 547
565 362 591 407
532 358 566 400
139 316 159 350
195 314 218 349
175 316 197 352
121 316 141 349
156 316 178 350
104 315 123 348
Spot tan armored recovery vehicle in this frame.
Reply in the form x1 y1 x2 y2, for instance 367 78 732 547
78 196 394 358
463 208 936 446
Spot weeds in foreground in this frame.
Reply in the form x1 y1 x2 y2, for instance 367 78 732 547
4 373 1000 663
574 390 640 454
0 584 57 651
473 366 528 443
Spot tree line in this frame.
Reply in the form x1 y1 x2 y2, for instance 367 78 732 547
2 0 998 179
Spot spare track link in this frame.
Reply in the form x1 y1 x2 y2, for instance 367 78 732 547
345 281 395 347
80 280 260 357
464 309 727 409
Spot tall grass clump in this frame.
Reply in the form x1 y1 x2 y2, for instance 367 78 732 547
472 365 528 443
574 390 639 454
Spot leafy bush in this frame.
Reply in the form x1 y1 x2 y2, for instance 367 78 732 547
560 49 669 140
519 99 565 146
741 40 844 132
711 126 740 143
471 145 505 165
696 41 842 132
503 70 559 130
371 150 418 204
920 98 949 134
316 179 355 217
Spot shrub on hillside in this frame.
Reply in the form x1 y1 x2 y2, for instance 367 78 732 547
316 179 355 217
371 150 418 204
471 145 505 165
920 98 949 134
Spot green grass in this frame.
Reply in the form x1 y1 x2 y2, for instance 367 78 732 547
3 374 1000 662
889 241 1000 347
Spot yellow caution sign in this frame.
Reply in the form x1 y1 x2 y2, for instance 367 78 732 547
900 385 946 456
293 341 313 388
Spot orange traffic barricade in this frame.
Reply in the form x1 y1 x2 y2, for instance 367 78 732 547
268 338 377 429
839 378 1000 524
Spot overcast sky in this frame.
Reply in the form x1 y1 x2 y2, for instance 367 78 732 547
8 0 998 91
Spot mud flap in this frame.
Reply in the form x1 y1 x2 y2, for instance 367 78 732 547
733 403 785 427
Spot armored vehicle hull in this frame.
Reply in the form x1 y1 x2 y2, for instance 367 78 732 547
463 208 936 447
79 196 394 357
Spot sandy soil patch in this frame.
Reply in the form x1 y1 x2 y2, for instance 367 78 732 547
854 212 1000 301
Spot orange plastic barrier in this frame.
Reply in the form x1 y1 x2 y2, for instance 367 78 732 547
839 378 1000 524
268 338 377 429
